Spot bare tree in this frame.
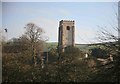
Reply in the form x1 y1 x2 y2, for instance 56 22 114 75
97 26 119 53
96 2 119 54
24 22 46 66
96 2 120 82
97 26 120 82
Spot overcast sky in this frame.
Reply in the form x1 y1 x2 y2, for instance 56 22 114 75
2 2 118 44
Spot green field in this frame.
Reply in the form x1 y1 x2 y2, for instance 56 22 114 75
45 42 110 53
45 42 92 52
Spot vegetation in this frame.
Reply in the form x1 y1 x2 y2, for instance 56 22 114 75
2 45 93 82
3 40 118 82
2 20 119 82
90 47 109 58
24 23 46 66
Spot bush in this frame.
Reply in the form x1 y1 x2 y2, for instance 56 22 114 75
90 47 109 58
64 46 80 55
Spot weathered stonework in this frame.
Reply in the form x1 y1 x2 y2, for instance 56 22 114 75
58 20 75 52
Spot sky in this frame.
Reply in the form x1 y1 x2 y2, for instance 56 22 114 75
2 2 118 44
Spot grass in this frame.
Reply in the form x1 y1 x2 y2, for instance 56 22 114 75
45 42 92 52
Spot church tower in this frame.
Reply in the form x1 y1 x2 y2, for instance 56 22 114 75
58 20 75 52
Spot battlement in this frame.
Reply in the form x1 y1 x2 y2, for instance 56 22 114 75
60 20 75 25
60 20 74 23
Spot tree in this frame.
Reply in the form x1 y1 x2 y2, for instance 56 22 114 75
91 47 109 58
24 22 46 66
54 46 94 82
96 3 120 82
97 28 120 81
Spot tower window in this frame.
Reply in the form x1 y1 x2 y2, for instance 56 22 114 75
67 26 70 30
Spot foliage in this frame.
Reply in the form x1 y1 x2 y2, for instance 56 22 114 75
90 47 109 58
96 12 120 82
64 46 85 58
2 45 94 82
2 37 29 53
3 46 118 82
55 46 94 82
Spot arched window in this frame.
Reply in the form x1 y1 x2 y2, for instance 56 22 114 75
66 26 70 30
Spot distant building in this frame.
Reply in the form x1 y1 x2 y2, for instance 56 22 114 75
109 54 113 61
58 20 75 52
85 53 88 58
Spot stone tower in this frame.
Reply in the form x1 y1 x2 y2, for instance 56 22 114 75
58 20 75 52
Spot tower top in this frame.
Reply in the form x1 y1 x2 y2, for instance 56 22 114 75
59 20 75 25
60 20 74 22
